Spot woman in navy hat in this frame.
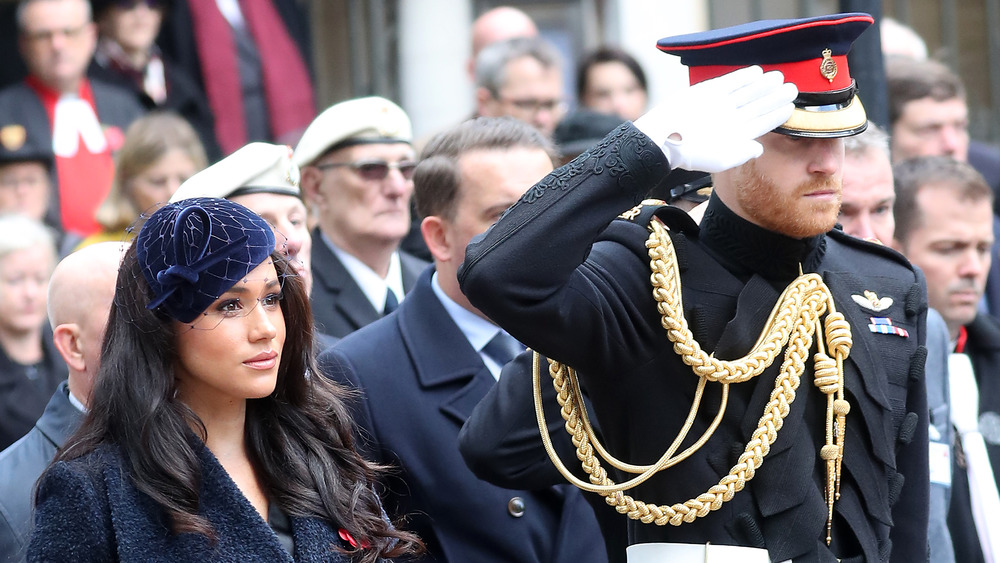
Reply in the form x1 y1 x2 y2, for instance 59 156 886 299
27 197 421 562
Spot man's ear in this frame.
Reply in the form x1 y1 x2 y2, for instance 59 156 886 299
475 87 496 118
420 216 451 263
52 323 85 373
299 166 324 207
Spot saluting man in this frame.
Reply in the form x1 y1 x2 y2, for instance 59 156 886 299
459 13 929 563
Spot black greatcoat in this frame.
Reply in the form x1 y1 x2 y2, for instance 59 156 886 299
458 122 930 563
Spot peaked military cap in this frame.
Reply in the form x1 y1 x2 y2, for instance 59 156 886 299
657 12 874 138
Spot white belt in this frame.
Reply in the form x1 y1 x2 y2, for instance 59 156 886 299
626 543 789 563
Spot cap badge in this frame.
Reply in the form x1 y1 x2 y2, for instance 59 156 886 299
852 290 892 312
0 124 26 151
820 48 838 83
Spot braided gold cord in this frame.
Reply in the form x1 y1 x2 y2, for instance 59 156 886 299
532 217 853 543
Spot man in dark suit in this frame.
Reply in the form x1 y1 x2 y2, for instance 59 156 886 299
320 117 606 562
892 156 1000 563
459 13 929 562
0 241 122 561
0 0 143 239
294 97 427 338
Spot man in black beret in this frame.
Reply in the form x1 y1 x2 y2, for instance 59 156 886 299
459 12 928 563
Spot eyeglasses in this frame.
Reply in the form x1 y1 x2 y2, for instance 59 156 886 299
115 0 162 8
185 273 286 331
314 159 418 181
21 23 90 44
499 97 567 115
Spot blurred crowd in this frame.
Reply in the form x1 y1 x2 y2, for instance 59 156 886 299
1 1 1000 562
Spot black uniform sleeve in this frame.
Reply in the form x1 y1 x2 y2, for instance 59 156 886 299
458 350 589 490
458 122 672 370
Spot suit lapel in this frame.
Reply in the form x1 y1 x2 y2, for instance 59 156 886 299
399 250 429 293
397 269 496 426
310 230 381 331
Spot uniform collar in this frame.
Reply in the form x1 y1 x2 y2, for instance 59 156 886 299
698 193 826 285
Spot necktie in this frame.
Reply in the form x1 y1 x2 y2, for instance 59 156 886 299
481 331 522 367
383 289 399 315
950 353 1000 562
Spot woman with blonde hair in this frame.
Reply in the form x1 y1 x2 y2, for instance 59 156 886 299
79 112 207 247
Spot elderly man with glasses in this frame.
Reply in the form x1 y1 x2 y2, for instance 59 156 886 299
293 96 428 338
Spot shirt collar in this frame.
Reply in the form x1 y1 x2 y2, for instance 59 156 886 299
431 271 499 351
66 385 86 413
323 232 404 312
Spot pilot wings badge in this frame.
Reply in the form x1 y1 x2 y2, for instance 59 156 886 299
852 290 893 313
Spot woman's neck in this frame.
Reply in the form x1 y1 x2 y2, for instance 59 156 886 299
0 326 43 365
185 398 248 459
185 397 270 520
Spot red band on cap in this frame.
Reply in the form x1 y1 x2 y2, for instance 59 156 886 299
688 55 852 92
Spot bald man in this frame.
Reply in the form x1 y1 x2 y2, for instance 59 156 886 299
468 5 538 79
0 242 124 561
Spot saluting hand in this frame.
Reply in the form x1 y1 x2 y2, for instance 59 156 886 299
634 65 797 173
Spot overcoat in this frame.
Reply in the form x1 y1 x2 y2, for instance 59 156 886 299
0 382 81 562
309 230 427 338
27 440 364 562
319 268 607 562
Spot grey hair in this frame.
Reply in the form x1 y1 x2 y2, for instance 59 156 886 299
0 213 56 271
16 0 92 31
844 121 891 160
475 36 562 97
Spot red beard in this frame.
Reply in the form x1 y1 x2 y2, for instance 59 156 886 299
736 161 842 239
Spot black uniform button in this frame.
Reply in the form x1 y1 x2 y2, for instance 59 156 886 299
507 496 526 518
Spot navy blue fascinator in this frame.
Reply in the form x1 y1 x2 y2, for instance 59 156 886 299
136 197 276 323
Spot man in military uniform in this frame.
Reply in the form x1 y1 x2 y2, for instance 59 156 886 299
458 13 928 563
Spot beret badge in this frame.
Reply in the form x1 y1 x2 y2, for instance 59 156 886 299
0 124 26 151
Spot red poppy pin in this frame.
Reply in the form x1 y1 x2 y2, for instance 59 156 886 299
338 528 370 549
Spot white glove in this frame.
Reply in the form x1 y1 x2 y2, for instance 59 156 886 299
634 66 797 173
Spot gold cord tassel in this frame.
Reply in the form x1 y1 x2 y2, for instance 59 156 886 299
532 218 852 543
